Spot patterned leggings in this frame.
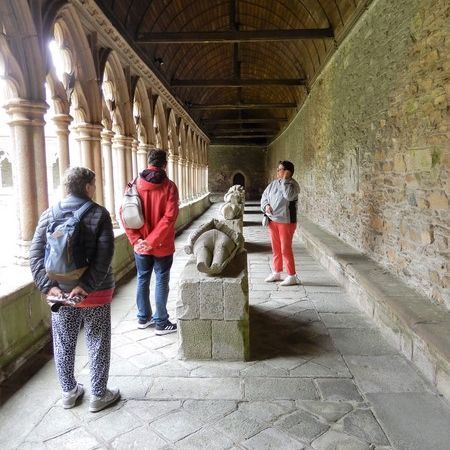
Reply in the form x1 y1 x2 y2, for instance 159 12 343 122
51 304 111 397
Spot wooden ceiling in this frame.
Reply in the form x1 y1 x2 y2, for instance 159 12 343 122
95 0 366 145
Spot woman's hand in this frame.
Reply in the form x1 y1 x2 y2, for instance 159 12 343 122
68 286 88 300
265 205 273 214
48 286 63 297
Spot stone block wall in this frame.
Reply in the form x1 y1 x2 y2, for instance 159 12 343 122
177 250 249 360
208 145 267 200
268 0 449 308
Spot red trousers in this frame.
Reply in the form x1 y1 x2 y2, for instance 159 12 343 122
268 221 297 275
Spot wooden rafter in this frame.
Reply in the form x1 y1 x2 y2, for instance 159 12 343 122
201 118 288 124
171 79 306 87
138 28 334 44
189 103 296 110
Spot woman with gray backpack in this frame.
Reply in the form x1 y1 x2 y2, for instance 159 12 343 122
30 167 120 413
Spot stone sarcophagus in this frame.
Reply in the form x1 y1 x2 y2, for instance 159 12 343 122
177 220 249 361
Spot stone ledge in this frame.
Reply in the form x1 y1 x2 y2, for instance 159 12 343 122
298 215 450 403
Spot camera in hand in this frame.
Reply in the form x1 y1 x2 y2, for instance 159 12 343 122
46 293 85 312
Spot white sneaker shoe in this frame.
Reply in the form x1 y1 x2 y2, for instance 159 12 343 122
62 383 84 409
264 272 282 282
89 388 121 413
280 275 301 286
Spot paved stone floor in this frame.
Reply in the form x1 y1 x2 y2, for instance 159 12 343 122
1 202 450 450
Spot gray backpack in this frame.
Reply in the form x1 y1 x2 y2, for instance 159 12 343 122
121 178 144 229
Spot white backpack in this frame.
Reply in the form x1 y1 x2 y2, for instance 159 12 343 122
121 178 144 229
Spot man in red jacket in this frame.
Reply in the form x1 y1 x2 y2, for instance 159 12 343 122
121 149 179 334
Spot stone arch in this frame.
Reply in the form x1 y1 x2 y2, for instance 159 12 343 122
153 96 168 149
103 52 134 136
0 0 45 99
133 79 152 145
167 109 179 157
179 119 187 160
49 6 101 123
232 171 246 188
0 34 27 100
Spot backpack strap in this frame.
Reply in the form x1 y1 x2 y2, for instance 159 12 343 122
126 177 139 189
74 200 95 220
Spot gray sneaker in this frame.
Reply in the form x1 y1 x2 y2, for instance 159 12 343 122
62 383 84 409
89 388 121 413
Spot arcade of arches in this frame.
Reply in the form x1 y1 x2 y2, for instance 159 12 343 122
0 0 449 412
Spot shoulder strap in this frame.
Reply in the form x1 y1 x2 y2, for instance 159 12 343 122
127 177 139 189
74 200 95 220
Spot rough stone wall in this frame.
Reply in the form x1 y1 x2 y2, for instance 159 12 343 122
208 145 267 200
268 0 450 308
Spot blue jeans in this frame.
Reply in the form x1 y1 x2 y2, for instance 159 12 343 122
134 253 173 325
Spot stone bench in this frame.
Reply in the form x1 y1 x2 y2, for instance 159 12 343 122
176 249 249 360
299 215 450 403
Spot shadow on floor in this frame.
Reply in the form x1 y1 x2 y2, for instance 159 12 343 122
248 305 334 361
245 242 272 253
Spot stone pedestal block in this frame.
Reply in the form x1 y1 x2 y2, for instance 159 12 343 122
178 251 249 361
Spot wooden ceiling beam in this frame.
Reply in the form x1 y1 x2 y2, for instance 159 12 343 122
138 28 334 43
211 134 275 138
208 127 279 133
172 78 306 87
190 103 296 110
201 118 288 124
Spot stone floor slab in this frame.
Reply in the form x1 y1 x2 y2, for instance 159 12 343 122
367 393 450 450
150 410 203 442
345 355 434 394
316 379 363 402
147 377 243 400
242 427 306 450
244 377 318 400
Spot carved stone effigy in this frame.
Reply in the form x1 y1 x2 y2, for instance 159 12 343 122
221 185 245 230
184 219 244 275
177 218 249 361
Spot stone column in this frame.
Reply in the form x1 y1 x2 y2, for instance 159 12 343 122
187 161 194 200
125 139 134 183
101 129 118 226
5 100 49 264
112 135 133 218
178 157 185 202
52 113 72 196
138 143 152 173
76 123 104 205
167 152 176 183
131 139 138 179
171 154 179 187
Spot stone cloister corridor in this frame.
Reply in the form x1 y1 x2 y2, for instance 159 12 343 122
1 202 449 450
0 0 449 449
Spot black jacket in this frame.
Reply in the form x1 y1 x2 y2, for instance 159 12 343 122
30 195 115 294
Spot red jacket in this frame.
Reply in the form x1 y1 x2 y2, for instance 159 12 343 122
121 166 179 256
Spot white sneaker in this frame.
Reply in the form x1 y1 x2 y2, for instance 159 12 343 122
264 272 282 282
89 388 121 413
62 383 84 409
280 275 301 286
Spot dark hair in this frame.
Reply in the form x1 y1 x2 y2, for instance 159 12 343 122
279 160 295 174
63 167 95 197
148 148 168 167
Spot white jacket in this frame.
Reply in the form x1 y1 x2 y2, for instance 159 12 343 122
261 178 300 224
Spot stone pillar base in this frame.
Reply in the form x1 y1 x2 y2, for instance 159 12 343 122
177 251 249 361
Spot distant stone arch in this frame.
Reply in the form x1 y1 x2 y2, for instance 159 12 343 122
232 172 245 188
